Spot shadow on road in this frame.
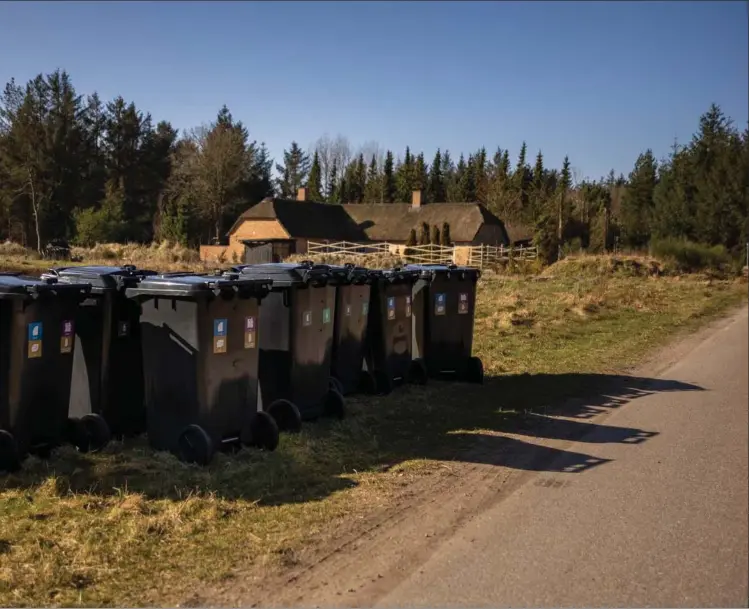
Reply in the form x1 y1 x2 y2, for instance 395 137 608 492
0 372 703 505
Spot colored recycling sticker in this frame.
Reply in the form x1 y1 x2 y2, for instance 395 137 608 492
302 311 312 327
213 319 227 337
60 336 72 354
345 304 352 317
435 293 447 316
28 322 42 341
28 340 42 359
458 293 469 314
245 316 256 348
213 336 227 354
62 320 74 337
362 302 369 316
387 297 396 320
322 307 331 324
405 295 412 318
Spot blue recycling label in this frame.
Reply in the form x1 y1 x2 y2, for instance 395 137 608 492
362 302 369 315
435 293 447 316
387 297 395 310
28 322 42 341
322 307 331 324
213 319 227 337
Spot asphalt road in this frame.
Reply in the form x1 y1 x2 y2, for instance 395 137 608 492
378 309 749 608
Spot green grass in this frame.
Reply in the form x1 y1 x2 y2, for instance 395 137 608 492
0 263 746 606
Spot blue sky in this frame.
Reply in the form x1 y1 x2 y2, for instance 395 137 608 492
0 1 746 181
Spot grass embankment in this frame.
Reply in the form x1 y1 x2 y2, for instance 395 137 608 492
0 255 746 606
0 241 208 275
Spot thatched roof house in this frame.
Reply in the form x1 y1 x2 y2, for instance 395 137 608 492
200 188 510 262
342 190 508 245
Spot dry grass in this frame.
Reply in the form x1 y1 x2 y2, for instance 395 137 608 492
0 241 211 275
285 252 405 269
0 253 747 606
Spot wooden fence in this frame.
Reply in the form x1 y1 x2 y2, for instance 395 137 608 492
306 241 537 268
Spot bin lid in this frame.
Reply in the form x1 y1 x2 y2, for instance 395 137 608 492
125 273 272 299
405 264 481 281
232 262 331 288
374 267 421 285
307 263 371 286
0 274 91 299
45 265 158 291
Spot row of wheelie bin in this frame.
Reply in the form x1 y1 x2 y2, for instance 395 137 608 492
0 262 482 472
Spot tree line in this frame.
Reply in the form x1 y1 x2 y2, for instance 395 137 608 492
1 70 746 262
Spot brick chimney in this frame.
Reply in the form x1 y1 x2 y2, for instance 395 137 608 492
297 187 308 201
412 190 422 209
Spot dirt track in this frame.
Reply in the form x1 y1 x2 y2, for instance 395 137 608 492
208 307 749 608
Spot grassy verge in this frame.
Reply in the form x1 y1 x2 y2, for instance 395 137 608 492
0 261 746 606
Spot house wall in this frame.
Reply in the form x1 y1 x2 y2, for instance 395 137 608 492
200 245 229 263
200 219 291 263
472 224 510 246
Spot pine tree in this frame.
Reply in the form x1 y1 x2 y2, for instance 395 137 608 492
449 154 467 202
428 149 446 203
382 150 396 203
413 152 428 196
474 146 488 203
275 141 311 198
307 150 323 201
459 155 477 201
327 158 338 202
364 154 381 203
620 150 657 248
396 146 414 202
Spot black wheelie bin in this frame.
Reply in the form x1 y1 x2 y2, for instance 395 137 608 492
125 272 280 465
231 262 345 423
0 274 100 473
43 265 156 438
315 263 377 396
364 267 427 395
407 264 483 383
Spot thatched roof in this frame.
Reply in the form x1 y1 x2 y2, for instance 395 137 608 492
228 198 367 241
504 221 534 244
341 203 509 244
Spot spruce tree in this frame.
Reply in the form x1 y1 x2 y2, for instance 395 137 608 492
428 149 446 203
459 155 477 201
382 150 396 203
307 150 323 201
620 149 657 248
396 146 414 202
275 141 311 198
327 159 338 202
364 154 381 203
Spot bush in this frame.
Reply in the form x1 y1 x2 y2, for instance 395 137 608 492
650 238 731 273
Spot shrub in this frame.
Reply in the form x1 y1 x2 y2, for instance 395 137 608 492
650 238 731 273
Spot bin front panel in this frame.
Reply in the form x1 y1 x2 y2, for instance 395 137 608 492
256 289 293 411
138 297 202 451
105 294 148 435
1 297 79 454
368 281 413 382
290 285 335 414
69 293 107 421
423 275 476 373
331 283 371 393
201 296 261 443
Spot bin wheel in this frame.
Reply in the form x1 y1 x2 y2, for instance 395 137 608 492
373 370 393 396
323 389 346 420
177 424 214 466
407 358 429 386
0 430 21 473
266 399 302 434
245 412 280 452
464 356 484 384
358 370 378 395
329 376 344 396
70 414 111 454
